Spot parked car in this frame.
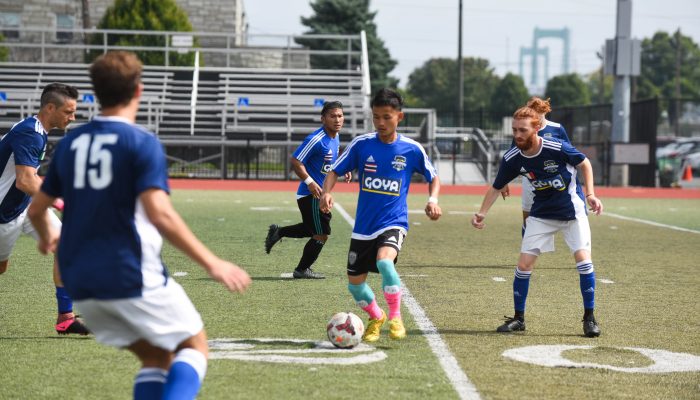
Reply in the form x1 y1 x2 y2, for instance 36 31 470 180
656 137 700 159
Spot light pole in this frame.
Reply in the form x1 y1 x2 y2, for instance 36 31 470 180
457 0 464 127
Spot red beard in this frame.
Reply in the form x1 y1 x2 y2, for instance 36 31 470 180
515 134 537 151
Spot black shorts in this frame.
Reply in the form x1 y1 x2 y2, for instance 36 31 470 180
298 195 331 236
346 229 405 276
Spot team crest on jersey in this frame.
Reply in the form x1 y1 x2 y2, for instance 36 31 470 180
543 132 553 138
531 174 567 191
362 175 401 196
364 155 377 173
543 160 559 174
391 155 407 171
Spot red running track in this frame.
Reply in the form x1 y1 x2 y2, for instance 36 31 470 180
169 179 700 199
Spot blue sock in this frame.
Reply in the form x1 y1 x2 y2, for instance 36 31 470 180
577 260 596 310
376 258 401 292
55 286 73 314
134 368 167 400
348 282 375 307
163 349 207 400
513 268 531 316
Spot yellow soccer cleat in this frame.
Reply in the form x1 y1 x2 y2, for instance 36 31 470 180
362 310 387 343
389 317 406 340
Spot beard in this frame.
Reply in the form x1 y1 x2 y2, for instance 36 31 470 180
515 134 537 151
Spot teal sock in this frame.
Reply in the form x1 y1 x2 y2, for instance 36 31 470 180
348 282 374 307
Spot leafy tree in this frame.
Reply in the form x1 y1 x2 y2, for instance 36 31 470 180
297 0 397 93
87 0 196 66
637 30 700 100
544 73 590 107
406 57 500 118
0 34 8 62
489 73 530 118
585 67 613 104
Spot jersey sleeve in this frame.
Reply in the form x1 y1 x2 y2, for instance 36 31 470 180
560 141 586 166
492 157 520 190
413 144 437 183
292 134 319 163
133 135 170 195
331 138 359 176
12 131 44 167
40 142 63 198
557 126 572 144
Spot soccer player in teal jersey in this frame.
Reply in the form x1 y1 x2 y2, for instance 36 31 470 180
264 101 351 279
472 106 603 337
0 83 88 335
321 88 442 342
29 51 251 400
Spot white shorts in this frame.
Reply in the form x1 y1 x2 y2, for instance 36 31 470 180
0 208 62 261
521 176 535 212
74 279 204 351
521 216 592 256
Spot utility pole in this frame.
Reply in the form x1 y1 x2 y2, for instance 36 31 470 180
457 0 464 127
606 0 640 186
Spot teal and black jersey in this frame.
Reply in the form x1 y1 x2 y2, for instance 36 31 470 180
331 132 436 239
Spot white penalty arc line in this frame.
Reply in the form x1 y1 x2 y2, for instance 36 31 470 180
604 212 700 234
334 202 481 400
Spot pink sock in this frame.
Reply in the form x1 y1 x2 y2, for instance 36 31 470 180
361 299 384 320
384 287 402 319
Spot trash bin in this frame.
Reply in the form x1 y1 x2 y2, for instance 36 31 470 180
657 156 681 187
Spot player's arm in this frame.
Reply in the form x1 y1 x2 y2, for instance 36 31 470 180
319 171 339 213
27 191 60 255
471 186 503 229
15 165 43 196
576 158 603 215
425 176 442 220
140 188 251 293
291 157 321 199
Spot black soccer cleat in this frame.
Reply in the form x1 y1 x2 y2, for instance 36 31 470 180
56 316 90 336
496 316 526 333
292 268 325 279
582 316 601 338
264 224 281 254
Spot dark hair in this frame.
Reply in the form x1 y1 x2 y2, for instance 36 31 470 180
321 101 343 116
89 51 142 108
40 83 78 108
371 88 403 110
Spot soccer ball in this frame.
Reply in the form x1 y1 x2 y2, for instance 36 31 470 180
326 312 364 349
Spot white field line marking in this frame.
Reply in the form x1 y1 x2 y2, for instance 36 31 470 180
604 212 700 234
334 202 481 400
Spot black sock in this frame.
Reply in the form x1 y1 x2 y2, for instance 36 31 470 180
295 239 325 271
584 308 595 319
279 223 309 238
514 310 525 321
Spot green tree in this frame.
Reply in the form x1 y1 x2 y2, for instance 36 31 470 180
87 0 196 66
297 0 397 93
637 30 700 100
0 34 8 62
585 67 613 104
406 57 500 119
489 73 530 118
544 73 590 107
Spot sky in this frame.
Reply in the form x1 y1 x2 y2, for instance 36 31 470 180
243 0 700 90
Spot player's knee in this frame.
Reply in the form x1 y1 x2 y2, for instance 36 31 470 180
313 234 328 243
0 261 8 275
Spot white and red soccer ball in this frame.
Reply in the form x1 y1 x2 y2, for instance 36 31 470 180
326 312 364 349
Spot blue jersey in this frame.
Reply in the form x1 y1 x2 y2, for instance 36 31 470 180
510 119 570 147
0 116 48 223
494 138 587 221
331 133 437 239
292 127 339 197
41 116 169 301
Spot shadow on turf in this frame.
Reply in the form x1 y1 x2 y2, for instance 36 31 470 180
402 263 571 270
405 329 581 337
195 276 294 282
0 336 92 341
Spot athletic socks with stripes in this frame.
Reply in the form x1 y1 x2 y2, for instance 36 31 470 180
577 260 596 310
513 268 531 317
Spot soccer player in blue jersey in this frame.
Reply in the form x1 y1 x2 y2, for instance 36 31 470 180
471 106 603 337
264 101 351 279
500 97 572 235
0 82 89 335
320 88 442 342
28 51 251 400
